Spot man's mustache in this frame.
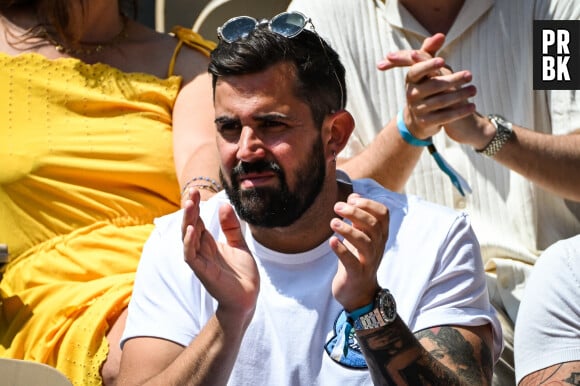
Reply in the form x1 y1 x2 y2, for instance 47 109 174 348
232 160 283 177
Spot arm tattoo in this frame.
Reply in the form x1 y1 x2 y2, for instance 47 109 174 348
523 364 580 385
416 326 492 384
355 317 491 385
564 373 580 385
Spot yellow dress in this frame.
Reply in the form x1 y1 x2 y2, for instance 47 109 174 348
0 29 215 385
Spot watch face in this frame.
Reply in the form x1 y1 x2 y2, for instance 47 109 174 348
492 114 506 124
490 115 513 131
378 290 397 323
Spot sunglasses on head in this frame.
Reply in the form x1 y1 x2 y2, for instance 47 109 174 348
218 11 313 43
217 11 345 110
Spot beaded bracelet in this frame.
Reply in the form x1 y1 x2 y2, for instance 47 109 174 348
181 176 223 196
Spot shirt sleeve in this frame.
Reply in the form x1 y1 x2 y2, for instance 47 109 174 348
514 235 580 384
121 212 204 349
411 212 504 363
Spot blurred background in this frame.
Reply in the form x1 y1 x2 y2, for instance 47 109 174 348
138 0 291 41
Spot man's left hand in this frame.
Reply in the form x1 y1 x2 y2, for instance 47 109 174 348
329 193 390 311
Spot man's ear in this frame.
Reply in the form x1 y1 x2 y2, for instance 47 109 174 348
326 110 355 155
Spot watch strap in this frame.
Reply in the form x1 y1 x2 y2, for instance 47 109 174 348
353 288 397 330
477 114 513 157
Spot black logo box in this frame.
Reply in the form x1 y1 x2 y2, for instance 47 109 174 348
533 20 580 90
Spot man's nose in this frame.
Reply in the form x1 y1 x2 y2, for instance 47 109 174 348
236 126 267 162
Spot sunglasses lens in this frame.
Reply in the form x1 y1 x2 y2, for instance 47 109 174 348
220 16 258 43
270 12 306 38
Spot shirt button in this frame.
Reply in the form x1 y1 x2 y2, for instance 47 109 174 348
455 198 466 209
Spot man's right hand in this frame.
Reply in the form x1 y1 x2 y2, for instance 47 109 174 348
182 188 260 323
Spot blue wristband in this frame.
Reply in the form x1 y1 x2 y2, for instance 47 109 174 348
397 109 432 146
340 301 375 357
396 111 472 197
345 302 375 321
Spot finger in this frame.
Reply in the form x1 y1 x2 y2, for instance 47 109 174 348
218 204 247 250
335 195 389 243
411 84 477 115
411 102 477 129
377 33 446 71
183 224 201 267
330 211 382 273
348 194 390 226
407 70 473 102
420 33 446 56
330 215 372 254
185 226 222 286
196 228 218 264
377 48 432 70
329 232 362 272
181 188 201 239
405 57 447 84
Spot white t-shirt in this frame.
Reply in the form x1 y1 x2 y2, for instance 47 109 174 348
123 175 502 385
287 0 580 325
514 235 580 384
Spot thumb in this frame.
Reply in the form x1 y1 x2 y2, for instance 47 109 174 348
219 204 247 249
421 33 446 56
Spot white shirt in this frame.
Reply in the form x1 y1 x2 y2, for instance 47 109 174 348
514 235 580 384
123 175 502 385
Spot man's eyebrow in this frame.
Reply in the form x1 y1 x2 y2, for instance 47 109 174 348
214 113 294 125
254 112 290 121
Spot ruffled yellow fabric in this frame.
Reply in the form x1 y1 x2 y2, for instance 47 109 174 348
0 27 211 385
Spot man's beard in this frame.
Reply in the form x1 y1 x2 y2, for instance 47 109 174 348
221 138 326 228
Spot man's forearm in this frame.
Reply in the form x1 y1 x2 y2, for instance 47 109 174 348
355 316 492 386
338 118 423 193
492 125 580 201
122 313 248 386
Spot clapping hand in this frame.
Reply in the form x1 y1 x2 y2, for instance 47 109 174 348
181 188 259 321
329 193 390 311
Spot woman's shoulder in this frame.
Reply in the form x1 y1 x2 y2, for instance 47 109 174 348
121 21 212 81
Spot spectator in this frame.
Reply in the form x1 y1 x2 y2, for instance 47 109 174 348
118 12 501 385
287 0 580 382
514 235 580 386
0 0 219 384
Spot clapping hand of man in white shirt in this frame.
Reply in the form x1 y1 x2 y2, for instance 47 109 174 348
329 192 390 311
182 188 259 326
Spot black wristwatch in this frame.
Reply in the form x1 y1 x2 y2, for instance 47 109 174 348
354 288 397 330
477 114 513 157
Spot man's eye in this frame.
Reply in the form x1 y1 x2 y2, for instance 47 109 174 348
217 122 242 134
260 120 286 130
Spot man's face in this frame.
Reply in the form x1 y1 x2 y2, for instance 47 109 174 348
214 62 328 227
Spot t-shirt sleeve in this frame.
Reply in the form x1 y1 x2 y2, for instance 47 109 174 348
514 236 580 384
121 212 203 349
412 213 504 363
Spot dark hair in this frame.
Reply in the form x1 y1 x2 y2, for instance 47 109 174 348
0 0 137 47
208 23 347 128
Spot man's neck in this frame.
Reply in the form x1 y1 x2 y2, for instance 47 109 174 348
399 0 465 35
